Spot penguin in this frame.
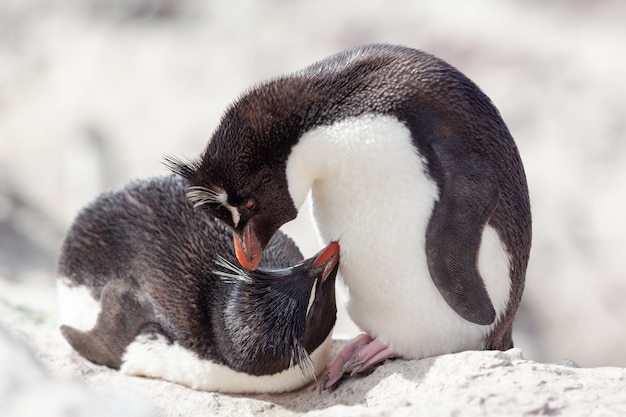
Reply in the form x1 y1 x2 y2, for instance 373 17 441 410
166 43 532 390
56 174 339 394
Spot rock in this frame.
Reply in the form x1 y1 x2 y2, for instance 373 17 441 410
2 277 625 417
6 317 626 416
292 346 626 417
0 325 154 417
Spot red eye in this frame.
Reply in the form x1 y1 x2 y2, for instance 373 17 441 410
245 199 255 211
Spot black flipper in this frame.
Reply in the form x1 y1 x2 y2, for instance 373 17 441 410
60 280 155 369
425 168 499 325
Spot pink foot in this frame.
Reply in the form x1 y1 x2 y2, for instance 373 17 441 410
320 333 398 390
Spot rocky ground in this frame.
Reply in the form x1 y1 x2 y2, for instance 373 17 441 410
2 0 626 416
2 286 626 416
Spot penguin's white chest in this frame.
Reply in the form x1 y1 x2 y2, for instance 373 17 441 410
286 114 511 359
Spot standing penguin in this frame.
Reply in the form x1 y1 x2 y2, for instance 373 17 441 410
167 44 532 389
57 175 339 393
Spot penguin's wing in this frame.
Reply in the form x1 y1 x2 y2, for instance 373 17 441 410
425 167 499 325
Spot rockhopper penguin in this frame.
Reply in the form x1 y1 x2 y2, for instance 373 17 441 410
167 43 532 389
56 175 339 394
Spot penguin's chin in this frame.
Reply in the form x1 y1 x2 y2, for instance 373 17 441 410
233 223 262 271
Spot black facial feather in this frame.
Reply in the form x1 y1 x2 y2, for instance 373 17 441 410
162 154 201 180
213 256 337 377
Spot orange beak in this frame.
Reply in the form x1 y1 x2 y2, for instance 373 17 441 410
233 223 263 271
312 241 340 281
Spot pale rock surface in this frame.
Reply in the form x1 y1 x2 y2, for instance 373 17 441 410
0 326 154 417
2 279 625 417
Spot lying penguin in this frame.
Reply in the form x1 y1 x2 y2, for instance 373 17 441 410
56 175 339 394
167 43 532 390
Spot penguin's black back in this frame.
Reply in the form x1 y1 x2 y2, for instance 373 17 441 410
57 175 303 360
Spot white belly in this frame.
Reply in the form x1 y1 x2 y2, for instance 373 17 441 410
287 114 511 359
57 279 331 393
57 278 101 331
121 333 331 394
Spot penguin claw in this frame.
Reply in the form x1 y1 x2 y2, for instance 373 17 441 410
342 352 369 376
348 362 367 377
345 343 398 376
320 333 399 391
318 375 327 393
341 352 361 374
318 374 334 393
319 370 341 392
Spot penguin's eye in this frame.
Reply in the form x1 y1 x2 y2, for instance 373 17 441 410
244 199 256 212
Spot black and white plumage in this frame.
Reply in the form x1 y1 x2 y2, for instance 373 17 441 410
168 44 532 389
56 175 339 393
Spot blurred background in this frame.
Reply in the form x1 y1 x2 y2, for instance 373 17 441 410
1 0 625 368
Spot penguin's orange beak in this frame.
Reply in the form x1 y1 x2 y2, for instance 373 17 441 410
233 223 263 271
313 241 340 282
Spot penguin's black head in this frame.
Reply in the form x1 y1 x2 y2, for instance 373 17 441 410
213 241 339 377
165 83 305 271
